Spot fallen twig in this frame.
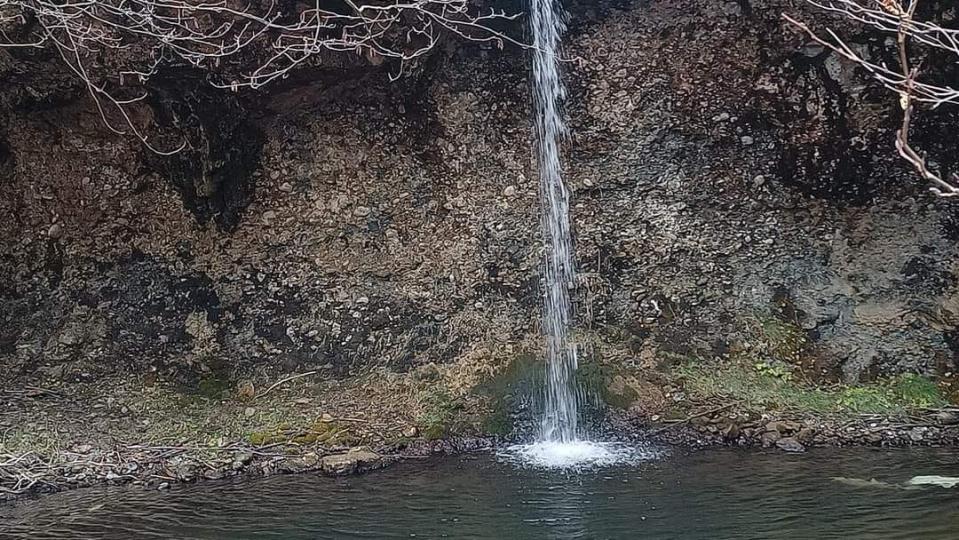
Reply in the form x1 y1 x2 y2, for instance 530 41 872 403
650 404 735 435
257 371 318 400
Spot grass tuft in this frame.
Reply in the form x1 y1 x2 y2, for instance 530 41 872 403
677 361 946 415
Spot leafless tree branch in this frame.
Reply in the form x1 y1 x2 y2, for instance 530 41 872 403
0 0 522 152
784 1 959 198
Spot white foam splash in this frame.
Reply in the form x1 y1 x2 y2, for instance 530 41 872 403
500 440 660 470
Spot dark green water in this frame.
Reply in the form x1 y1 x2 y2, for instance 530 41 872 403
2 447 958 539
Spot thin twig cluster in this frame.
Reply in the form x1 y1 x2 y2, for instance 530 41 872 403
0 452 51 495
785 0 959 197
0 0 519 152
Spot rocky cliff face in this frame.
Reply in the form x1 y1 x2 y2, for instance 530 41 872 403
2 0 958 390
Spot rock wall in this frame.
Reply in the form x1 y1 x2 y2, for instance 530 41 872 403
2 0 958 388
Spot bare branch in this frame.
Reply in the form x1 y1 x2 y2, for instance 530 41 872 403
784 1 959 198
0 0 523 152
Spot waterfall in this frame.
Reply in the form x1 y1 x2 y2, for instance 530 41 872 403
499 0 654 468
530 0 579 444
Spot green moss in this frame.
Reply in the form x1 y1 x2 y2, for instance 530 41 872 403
575 356 610 396
420 423 445 440
888 374 946 408
247 422 292 446
574 355 645 410
196 374 233 400
835 386 894 414
481 401 513 436
759 317 806 363
291 421 339 445
416 389 462 440
471 353 541 437
247 420 355 446
833 376 944 413
473 353 540 398
677 360 945 415
247 429 280 446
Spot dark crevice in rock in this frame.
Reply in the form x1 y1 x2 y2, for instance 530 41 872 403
0 136 13 181
146 71 265 231
774 47 882 205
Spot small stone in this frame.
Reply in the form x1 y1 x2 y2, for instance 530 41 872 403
354 206 371 217
934 411 959 425
503 186 517 197
752 175 766 188
760 430 781 448
279 182 293 192
244 407 256 417
158 482 170 490
174 462 197 481
320 447 387 476
776 437 805 453
404 426 419 438
721 423 741 441
236 380 256 400
712 112 730 122
74 444 93 454
232 451 254 470
741 135 754 146
795 427 816 445
801 44 826 57
47 223 63 239
263 210 277 221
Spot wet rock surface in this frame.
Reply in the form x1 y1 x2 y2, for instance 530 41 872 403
320 447 391 476
3 1 957 390
635 405 959 452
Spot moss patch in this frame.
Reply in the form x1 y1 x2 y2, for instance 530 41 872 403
195 374 233 400
247 420 355 446
677 360 946 415
470 353 541 437
415 389 463 440
739 312 808 366
481 401 513 436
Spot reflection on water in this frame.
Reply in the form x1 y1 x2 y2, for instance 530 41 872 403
2 447 958 539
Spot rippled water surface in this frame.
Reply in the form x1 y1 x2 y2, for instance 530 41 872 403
3 448 958 539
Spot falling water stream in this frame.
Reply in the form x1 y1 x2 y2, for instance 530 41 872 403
530 0 578 446
503 0 644 468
